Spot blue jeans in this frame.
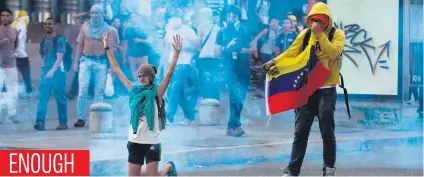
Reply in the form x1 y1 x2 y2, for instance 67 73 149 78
166 64 198 122
77 56 108 120
197 58 221 101
36 67 67 124
223 56 251 129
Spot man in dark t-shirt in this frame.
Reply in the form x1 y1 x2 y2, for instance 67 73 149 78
215 5 252 137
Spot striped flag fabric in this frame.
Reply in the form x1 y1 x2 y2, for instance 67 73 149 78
265 45 330 115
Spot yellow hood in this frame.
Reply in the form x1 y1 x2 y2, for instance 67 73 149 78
307 2 333 33
12 16 30 29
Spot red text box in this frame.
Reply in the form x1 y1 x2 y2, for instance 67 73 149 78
0 150 90 176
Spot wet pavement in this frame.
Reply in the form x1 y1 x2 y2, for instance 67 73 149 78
180 144 423 176
0 93 422 176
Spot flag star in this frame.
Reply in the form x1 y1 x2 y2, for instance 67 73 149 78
297 76 300 79
294 80 298 83
293 84 296 88
301 72 304 76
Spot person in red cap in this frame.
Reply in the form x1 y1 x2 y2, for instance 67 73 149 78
262 2 345 176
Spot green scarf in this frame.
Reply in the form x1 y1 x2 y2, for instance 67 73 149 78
129 84 157 134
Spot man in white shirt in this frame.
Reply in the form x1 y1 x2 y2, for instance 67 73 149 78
164 9 199 125
197 7 221 102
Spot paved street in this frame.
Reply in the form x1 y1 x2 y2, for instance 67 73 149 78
179 144 423 176
0 93 422 176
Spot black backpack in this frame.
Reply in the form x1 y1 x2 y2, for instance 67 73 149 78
155 96 167 130
301 27 351 119
39 35 73 72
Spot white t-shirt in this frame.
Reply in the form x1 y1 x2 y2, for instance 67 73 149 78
128 100 161 144
166 25 198 64
12 19 28 58
199 24 220 59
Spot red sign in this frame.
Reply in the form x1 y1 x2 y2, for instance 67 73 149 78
0 150 90 176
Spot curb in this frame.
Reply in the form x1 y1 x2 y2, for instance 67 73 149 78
89 135 423 176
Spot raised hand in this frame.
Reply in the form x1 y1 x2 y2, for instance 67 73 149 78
172 34 183 53
262 60 276 73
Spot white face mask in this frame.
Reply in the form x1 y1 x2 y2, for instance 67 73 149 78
168 17 182 29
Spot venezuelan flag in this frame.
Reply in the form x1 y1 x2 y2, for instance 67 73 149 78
265 45 329 115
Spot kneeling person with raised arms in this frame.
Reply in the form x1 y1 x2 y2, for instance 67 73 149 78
103 33 182 176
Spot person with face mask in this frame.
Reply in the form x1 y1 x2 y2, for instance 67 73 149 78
164 8 199 125
262 2 345 176
215 5 253 137
72 4 119 128
34 17 68 131
0 9 19 124
197 7 221 104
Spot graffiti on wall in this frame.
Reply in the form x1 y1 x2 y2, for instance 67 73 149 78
334 22 391 75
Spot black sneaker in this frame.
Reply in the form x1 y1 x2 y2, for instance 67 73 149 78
34 122 46 131
74 119 85 128
56 124 68 130
167 161 177 176
8 116 19 124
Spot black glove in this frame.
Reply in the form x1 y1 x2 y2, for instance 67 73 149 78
262 60 276 73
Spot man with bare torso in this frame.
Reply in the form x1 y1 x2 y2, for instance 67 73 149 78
0 9 19 124
73 4 118 127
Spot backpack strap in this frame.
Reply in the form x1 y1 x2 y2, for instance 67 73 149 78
154 95 160 109
329 27 351 118
154 95 166 130
301 28 312 53
338 73 351 119
52 35 63 51
201 24 214 49
328 27 336 41
39 38 46 57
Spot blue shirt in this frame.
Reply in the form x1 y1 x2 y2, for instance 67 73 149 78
275 32 298 52
41 36 65 69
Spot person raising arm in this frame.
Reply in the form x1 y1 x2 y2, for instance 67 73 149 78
103 33 182 176
102 33 182 97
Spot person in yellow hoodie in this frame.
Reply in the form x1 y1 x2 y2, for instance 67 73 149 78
262 2 344 176
12 10 34 96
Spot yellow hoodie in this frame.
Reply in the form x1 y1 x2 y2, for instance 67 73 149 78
273 2 345 87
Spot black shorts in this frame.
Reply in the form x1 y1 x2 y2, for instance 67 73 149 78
127 141 162 166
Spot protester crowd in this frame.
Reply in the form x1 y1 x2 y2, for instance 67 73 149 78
0 0 315 135
0 0 422 133
1 0 423 176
